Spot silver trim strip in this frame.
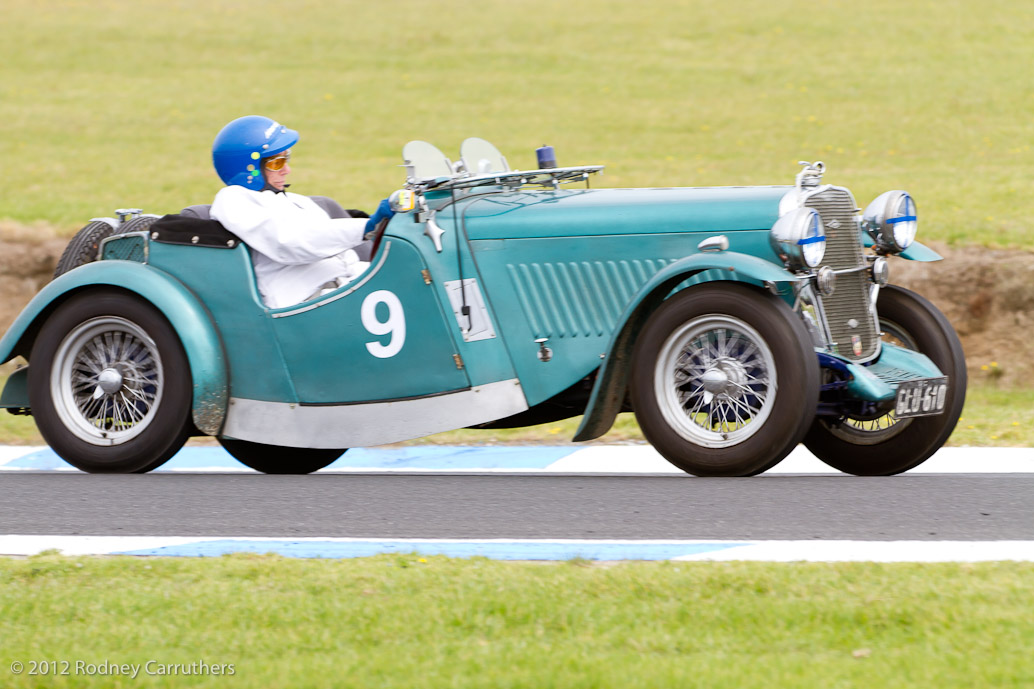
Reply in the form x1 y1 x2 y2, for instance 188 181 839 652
221 379 528 448
271 242 393 318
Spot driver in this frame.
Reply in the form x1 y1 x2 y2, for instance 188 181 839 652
210 115 394 308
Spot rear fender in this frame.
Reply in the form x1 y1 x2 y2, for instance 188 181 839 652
574 252 803 441
0 261 228 435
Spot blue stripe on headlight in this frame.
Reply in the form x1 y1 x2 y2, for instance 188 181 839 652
796 235 825 245
887 215 917 224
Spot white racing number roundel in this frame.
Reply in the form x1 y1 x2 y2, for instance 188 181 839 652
361 290 406 358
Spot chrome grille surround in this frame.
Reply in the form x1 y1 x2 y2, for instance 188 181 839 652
801 186 880 362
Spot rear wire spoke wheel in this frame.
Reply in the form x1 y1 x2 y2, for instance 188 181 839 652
55 317 163 443
803 285 967 475
218 439 347 474
630 283 819 477
28 290 192 473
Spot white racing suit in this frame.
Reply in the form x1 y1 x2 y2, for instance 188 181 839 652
211 184 370 308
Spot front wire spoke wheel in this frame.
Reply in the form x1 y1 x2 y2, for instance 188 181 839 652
658 317 777 447
629 284 818 477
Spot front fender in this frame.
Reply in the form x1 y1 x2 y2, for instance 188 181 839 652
860 233 942 262
573 252 803 441
0 261 228 435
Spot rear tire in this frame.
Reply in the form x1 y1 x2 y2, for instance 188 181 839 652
629 283 819 476
803 285 966 475
28 290 192 473
218 439 347 474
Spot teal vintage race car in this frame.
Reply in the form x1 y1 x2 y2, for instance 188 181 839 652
0 139 966 476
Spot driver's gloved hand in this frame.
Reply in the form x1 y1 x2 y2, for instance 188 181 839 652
364 198 396 237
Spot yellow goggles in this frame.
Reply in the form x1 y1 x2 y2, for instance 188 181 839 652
263 152 291 171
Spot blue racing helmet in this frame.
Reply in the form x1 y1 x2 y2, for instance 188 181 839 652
212 116 299 188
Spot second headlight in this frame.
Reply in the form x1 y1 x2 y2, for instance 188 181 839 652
770 207 826 270
863 190 917 253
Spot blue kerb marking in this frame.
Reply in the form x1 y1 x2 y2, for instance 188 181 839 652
796 235 825 245
329 447 572 470
6 449 72 470
115 540 748 561
6 446 577 471
886 215 917 224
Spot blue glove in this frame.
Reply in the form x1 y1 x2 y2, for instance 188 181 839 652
364 198 395 236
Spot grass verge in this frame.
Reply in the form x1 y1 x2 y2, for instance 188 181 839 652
1 553 1032 688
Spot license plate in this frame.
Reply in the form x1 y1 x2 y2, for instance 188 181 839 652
894 377 949 418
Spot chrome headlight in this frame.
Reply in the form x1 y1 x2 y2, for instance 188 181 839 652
863 190 917 253
769 207 825 270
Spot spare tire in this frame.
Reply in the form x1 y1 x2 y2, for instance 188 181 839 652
53 220 117 278
114 214 161 235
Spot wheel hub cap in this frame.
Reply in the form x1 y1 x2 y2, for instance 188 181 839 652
700 358 748 397
96 367 124 395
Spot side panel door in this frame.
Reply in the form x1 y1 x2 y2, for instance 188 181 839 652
270 239 470 404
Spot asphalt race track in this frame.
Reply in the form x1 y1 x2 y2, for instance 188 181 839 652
2 445 1032 561
1 471 1031 541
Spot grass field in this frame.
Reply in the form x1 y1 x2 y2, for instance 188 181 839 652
2 553 1032 688
3 1 1033 247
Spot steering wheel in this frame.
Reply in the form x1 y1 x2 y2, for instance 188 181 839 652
368 217 391 257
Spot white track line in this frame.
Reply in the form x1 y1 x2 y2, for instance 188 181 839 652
0 445 1032 474
2 535 1033 562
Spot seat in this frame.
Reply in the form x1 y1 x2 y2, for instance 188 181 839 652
181 204 212 220
180 197 373 260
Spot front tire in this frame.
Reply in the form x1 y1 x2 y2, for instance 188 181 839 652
218 439 347 474
629 283 819 476
803 285 966 475
28 290 192 473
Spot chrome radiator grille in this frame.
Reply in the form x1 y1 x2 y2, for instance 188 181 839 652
805 188 879 361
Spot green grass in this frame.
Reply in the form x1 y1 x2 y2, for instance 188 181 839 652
3 0 1034 248
948 382 1034 447
1 553 1032 688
